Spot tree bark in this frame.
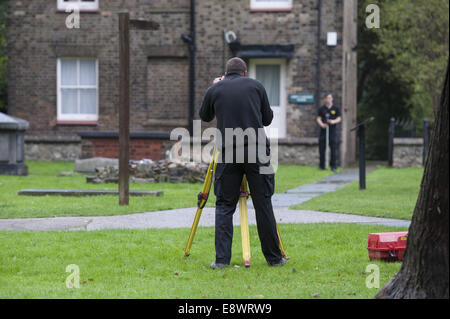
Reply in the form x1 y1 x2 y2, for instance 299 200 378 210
375 62 449 299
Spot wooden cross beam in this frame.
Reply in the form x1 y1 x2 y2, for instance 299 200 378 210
118 12 159 206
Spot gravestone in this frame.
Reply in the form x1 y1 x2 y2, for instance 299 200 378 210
0 112 29 175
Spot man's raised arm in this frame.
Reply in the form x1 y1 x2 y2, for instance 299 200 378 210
199 87 215 122
260 86 273 126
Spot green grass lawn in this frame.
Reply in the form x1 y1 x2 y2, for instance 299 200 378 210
0 162 330 219
291 167 423 220
0 223 406 299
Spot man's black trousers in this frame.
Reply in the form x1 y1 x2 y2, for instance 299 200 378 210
319 129 338 169
213 162 283 265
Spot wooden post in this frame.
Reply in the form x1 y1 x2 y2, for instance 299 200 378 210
119 12 130 206
117 13 159 206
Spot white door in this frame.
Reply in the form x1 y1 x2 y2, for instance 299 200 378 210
249 59 286 139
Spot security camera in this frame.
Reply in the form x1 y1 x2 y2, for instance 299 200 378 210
181 34 193 44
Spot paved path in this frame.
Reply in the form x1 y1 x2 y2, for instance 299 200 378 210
250 168 366 209
0 207 410 231
0 167 410 231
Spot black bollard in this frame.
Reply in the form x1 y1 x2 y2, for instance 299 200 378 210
423 118 429 165
359 124 366 190
388 117 395 167
351 117 374 190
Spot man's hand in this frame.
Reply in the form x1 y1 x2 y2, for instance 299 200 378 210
327 117 342 125
320 123 328 129
213 75 225 84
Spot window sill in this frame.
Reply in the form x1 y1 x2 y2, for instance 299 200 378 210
56 9 100 14
56 121 98 126
250 8 293 13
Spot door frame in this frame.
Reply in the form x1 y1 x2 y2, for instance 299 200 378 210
248 58 287 139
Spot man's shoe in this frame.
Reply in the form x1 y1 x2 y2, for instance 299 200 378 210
209 262 229 269
268 258 287 267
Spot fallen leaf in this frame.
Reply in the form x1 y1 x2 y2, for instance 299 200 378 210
312 292 321 298
255 295 264 299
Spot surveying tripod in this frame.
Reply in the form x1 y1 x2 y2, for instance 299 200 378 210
183 148 287 267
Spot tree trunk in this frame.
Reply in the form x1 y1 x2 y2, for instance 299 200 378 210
375 62 449 299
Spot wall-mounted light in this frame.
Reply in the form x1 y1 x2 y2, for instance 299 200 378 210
327 32 337 46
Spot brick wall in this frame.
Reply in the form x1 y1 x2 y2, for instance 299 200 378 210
80 137 175 161
7 0 356 165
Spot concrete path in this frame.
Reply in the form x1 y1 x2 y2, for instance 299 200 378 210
0 167 410 231
0 207 410 231
250 167 371 208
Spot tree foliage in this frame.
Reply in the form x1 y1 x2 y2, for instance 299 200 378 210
375 0 449 121
357 0 449 160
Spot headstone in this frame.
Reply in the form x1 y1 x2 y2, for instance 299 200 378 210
74 157 119 173
0 112 29 175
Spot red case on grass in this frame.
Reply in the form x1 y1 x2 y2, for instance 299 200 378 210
367 232 408 262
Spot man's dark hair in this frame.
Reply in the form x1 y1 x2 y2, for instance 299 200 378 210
226 57 247 75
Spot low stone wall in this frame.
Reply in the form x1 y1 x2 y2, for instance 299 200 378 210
78 131 175 161
393 138 424 168
277 137 319 166
24 136 81 161
87 159 208 184
23 133 322 166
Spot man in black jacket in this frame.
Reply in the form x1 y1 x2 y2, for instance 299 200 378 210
316 93 342 171
199 57 286 269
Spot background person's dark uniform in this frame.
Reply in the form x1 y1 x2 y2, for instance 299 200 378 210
199 72 283 265
318 105 341 170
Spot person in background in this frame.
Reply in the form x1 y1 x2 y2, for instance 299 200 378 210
316 93 342 172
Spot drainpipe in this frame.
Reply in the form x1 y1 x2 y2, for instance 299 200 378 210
182 0 196 136
316 0 322 111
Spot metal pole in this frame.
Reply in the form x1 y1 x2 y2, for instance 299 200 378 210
388 117 395 166
315 0 322 112
188 0 196 136
325 125 330 170
325 113 330 169
359 124 366 190
119 12 130 206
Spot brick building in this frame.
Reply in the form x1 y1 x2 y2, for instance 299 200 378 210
7 0 357 166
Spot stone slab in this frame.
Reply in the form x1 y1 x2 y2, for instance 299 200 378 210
18 189 163 197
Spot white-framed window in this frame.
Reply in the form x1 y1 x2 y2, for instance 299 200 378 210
57 58 99 122
57 0 99 11
250 0 293 11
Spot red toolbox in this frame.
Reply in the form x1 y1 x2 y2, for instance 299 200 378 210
367 232 408 261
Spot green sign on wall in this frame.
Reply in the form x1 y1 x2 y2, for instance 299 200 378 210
288 93 315 104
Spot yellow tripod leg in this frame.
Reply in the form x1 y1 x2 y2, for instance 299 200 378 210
239 175 251 267
184 149 219 257
276 224 288 259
